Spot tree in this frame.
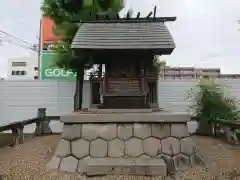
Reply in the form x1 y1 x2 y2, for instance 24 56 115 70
41 0 124 110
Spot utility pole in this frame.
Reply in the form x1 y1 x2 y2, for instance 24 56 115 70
37 19 42 79
0 37 3 78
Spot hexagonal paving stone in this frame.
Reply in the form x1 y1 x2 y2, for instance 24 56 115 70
46 156 61 170
143 137 161 156
82 124 100 141
180 137 194 156
62 124 81 141
133 123 151 139
118 124 133 140
125 137 143 157
99 124 117 141
71 138 90 158
55 139 71 157
171 124 188 138
78 156 91 174
90 138 108 158
151 124 171 139
59 156 78 173
108 138 124 157
161 137 180 156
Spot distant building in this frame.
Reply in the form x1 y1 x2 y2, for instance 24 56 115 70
7 52 39 80
219 74 240 79
196 68 221 78
160 66 221 79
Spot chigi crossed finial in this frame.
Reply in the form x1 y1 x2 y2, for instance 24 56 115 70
72 5 177 23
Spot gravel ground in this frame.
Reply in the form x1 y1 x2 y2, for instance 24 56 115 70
0 135 240 180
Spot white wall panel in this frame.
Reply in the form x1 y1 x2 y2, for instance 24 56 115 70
1 79 240 133
158 80 197 113
0 80 89 133
157 79 240 113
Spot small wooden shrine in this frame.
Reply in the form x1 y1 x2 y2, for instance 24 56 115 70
49 11 202 177
71 9 176 109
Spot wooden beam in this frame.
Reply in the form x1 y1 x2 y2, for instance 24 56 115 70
136 12 141 19
105 14 110 20
117 13 120 19
146 12 153 18
127 11 131 19
153 6 157 18
75 17 177 23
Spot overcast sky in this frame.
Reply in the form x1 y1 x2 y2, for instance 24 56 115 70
0 0 240 77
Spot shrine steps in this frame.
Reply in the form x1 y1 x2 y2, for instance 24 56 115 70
80 158 167 176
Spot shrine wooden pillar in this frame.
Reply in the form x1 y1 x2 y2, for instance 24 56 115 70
140 61 145 94
104 64 109 95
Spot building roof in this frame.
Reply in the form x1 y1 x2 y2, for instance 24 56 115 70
71 20 175 54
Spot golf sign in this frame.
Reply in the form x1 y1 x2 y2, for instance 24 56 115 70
40 53 76 80
44 68 76 77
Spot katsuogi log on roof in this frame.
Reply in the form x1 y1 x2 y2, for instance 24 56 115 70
71 17 176 55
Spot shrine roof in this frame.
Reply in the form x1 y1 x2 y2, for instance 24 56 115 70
71 18 176 54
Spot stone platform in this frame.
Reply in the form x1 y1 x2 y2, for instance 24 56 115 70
47 109 201 177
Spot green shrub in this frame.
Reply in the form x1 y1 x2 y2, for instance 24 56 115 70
186 78 240 135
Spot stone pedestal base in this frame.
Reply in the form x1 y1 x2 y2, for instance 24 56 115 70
47 110 202 176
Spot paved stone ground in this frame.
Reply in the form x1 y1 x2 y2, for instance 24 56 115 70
0 135 240 180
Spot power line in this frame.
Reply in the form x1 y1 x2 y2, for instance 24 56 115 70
0 29 34 46
0 29 40 52
2 38 39 52
4 39 37 51
1 19 40 42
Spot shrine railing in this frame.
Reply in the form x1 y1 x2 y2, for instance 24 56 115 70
0 108 60 147
107 78 141 93
90 79 158 105
212 119 240 145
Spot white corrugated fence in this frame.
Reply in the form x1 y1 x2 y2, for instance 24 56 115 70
1 79 240 133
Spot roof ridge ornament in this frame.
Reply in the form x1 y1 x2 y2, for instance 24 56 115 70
77 17 177 24
73 5 176 24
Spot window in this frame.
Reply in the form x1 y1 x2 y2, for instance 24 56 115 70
12 62 27 66
34 76 38 79
20 71 26 75
11 70 26 76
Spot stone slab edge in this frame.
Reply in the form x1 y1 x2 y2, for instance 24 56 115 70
60 112 190 123
81 109 155 113
84 158 167 177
